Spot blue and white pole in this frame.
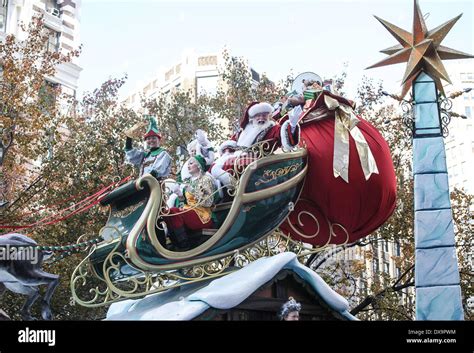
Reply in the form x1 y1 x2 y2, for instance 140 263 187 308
412 71 464 320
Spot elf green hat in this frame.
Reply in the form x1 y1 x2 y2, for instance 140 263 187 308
143 115 162 139
193 155 207 172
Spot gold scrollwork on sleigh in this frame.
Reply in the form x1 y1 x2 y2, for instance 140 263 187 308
227 139 279 197
255 162 304 186
284 199 351 248
71 228 334 307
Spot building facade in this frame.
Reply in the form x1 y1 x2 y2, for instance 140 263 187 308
444 59 474 195
123 49 260 111
0 0 82 206
123 49 261 138
315 239 415 320
124 50 221 110
0 0 82 96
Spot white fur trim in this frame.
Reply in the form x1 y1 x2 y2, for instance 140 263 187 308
248 102 273 118
219 140 238 154
166 193 179 208
280 120 300 152
213 153 235 169
187 139 199 154
180 160 192 181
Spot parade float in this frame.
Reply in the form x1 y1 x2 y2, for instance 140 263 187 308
0 0 470 324
76 0 469 321
59 75 397 308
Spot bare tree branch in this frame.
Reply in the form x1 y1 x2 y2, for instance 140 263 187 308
350 280 415 316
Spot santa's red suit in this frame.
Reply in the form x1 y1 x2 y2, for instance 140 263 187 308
211 102 300 186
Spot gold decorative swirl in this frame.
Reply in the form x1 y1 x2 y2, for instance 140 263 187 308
226 139 278 198
242 205 256 213
286 210 323 240
255 162 303 186
70 243 123 308
284 205 349 249
329 222 350 245
71 228 329 307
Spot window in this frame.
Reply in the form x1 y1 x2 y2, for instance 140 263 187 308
46 28 60 53
384 262 390 274
383 240 389 253
373 259 379 273
196 76 218 96
45 0 59 11
373 244 379 258
395 242 401 256
39 80 58 114
359 280 367 296
465 106 472 119
0 0 7 32
396 267 401 278
250 68 260 82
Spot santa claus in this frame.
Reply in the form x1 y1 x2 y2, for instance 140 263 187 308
211 101 301 187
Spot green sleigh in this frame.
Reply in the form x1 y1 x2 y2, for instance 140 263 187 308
71 146 307 307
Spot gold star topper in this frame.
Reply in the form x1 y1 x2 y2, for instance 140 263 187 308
366 0 473 98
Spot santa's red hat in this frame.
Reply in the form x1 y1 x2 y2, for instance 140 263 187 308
239 102 274 129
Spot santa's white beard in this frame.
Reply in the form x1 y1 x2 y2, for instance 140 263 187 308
237 120 276 148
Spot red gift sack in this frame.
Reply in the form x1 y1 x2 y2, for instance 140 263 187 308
279 92 397 246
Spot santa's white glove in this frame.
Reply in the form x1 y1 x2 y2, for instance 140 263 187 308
170 183 182 196
288 105 302 128
195 129 207 145
166 193 178 209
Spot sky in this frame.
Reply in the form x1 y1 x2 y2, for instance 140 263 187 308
76 0 474 100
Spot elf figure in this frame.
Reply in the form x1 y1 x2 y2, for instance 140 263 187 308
179 129 216 182
124 115 172 179
165 155 216 250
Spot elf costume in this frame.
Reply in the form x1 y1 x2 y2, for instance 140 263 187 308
124 116 172 178
165 155 216 250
